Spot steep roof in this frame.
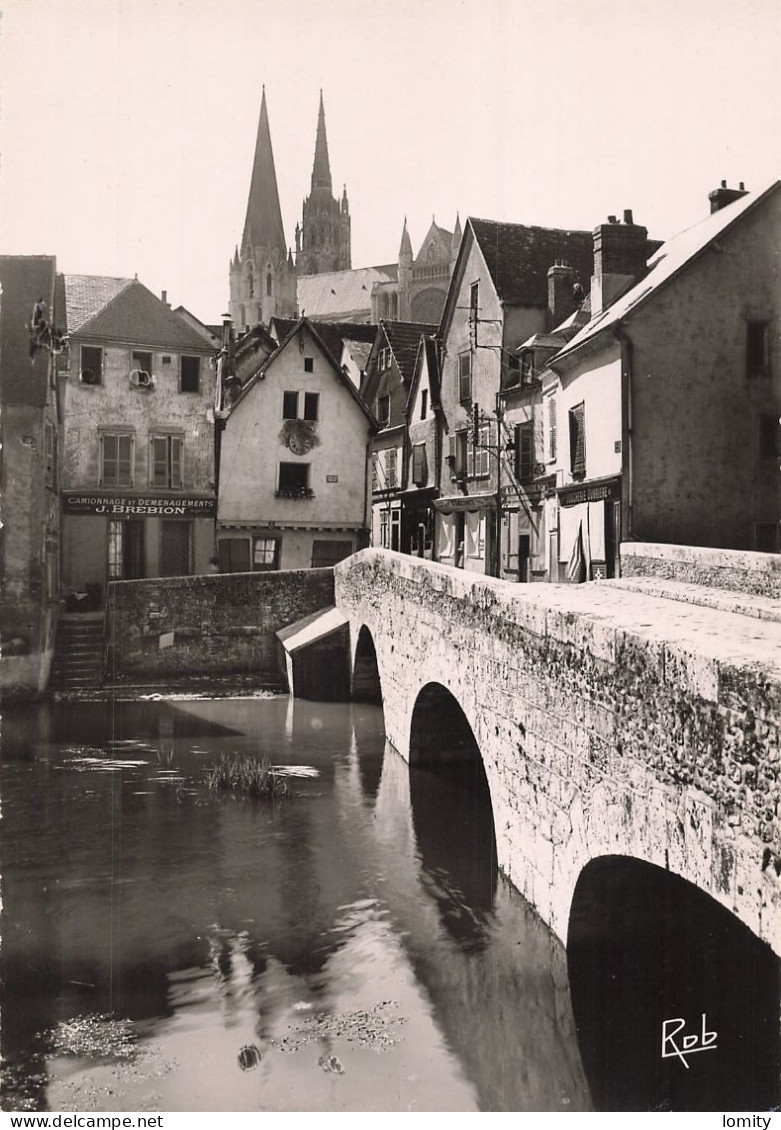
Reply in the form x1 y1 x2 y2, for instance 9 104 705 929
469 217 594 306
271 317 377 364
242 88 287 254
232 316 377 427
297 264 397 321
65 274 132 333
407 333 443 418
64 276 216 352
0 255 58 407
556 179 781 362
383 320 437 386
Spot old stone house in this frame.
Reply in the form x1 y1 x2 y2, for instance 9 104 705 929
434 217 593 575
361 320 437 550
216 317 376 571
541 179 781 579
60 276 218 598
403 334 444 557
0 255 63 699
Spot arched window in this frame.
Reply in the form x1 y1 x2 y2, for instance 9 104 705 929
266 272 272 296
247 266 254 298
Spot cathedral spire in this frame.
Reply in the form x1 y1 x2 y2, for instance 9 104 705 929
242 87 287 255
311 90 332 193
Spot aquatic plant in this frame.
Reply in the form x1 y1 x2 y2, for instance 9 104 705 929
46 1014 137 1061
204 755 289 799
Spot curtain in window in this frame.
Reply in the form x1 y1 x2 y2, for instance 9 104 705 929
438 513 456 560
588 500 606 563
465 510 481 557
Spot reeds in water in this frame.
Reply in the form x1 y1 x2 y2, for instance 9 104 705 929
204 755 289 799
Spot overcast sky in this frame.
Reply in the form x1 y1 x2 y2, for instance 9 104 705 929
2 0 779 324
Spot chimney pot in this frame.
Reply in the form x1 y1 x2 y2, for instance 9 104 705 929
721 179 727 188
161 290 167 304
739 181 745 190
608 215 618 224
623 209 634 224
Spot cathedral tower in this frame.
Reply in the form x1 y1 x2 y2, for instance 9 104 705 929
295 92 351 276
229 88 297 330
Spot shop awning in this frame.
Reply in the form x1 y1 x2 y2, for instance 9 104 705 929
433 492 497 515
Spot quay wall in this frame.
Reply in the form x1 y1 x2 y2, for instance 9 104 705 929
106 568 334 683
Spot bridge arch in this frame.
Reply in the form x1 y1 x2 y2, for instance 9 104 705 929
567 854 780 1111
408 683 498 926
351 624 383 706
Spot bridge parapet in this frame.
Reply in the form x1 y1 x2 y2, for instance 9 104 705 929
334 549 781 954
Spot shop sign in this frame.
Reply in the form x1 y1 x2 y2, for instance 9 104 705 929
558 479 619 507
63 493 216 517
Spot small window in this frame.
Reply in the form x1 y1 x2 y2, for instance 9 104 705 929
470 423 490 478
451 430 468 478
132 350 153 378
101 433 133 486
283 391 299 420
515 421 534 481
304 392 319 421
278 462 311 498
458 352 472 403
759 414 781 460
412 443 428 486
747 321 770 378
180 355 201 393
80 345 103 385
253 536 280 571
377 395 390 426
470 281 479 319
420 389 428 420
304 356 314 372
150 435 183 489
569 402 586 478
520 350 534 383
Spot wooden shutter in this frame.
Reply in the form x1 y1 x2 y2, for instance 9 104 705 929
151 436 169 487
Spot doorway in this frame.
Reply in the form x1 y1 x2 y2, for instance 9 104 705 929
108 519 145 580
161 521 192 577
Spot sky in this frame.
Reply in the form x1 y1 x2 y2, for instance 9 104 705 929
1 0 780 325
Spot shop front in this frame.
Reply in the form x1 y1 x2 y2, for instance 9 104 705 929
555 476 621 582
434 492 495 574
61 492 216 604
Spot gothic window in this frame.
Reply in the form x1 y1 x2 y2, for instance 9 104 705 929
266 272 272 297
247 266 254 298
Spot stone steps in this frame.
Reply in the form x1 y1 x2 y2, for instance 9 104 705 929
50 615 105 690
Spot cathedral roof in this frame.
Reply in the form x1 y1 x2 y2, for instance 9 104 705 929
298 264 397 322
310 90 332 194
241 88 287 255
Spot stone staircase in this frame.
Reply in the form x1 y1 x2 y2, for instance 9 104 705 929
50 613 106 691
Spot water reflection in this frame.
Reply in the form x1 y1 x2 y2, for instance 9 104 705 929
0 696 591 1112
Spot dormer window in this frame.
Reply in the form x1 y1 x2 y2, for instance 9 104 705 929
377 395 390 426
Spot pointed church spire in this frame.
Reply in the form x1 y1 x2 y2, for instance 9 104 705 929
241 87 287 255
311 90 332 193
399 216 413 260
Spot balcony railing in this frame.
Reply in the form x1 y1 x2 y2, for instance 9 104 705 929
275 486 315 500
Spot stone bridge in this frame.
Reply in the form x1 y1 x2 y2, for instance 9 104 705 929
334 548 781 958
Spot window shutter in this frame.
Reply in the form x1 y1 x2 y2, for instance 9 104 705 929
170 437 183 489
570 403 586 476
548 397 557 461
152 436 168 487
412 444 427 486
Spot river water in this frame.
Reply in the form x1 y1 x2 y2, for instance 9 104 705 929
0 695 592 1113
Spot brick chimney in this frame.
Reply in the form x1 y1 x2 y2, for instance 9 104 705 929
708 180 748 214
547 261 574 329
591 209 648 314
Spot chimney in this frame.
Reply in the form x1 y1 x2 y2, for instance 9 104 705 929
591 210 648 314
708 179 749 214
547 260 574 329
161 289 170 307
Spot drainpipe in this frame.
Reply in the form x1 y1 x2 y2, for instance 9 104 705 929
613 324 634 549
362 437 372 548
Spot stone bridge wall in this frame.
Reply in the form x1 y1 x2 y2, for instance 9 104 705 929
334 549 781 954
621 542 781 599
106 568 334 683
